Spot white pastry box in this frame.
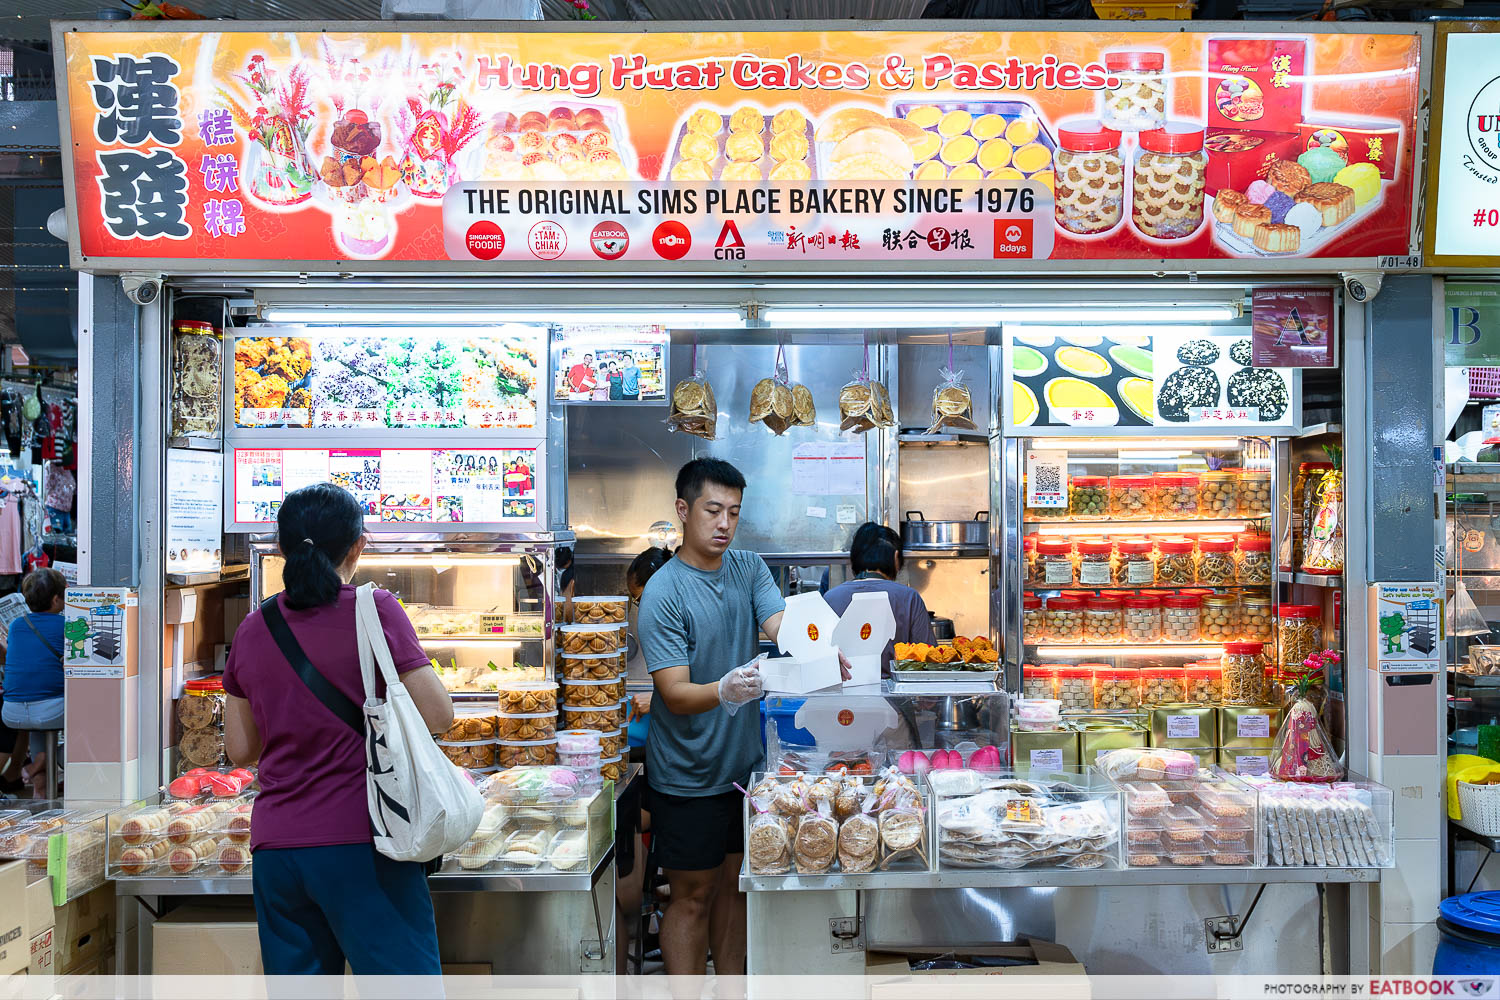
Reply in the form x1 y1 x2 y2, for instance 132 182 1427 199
761 592 843 694
831 591 896 688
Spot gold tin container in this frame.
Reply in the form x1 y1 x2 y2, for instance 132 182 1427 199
1149 704 1215 750
1011 727 1080 771
1218 749 1273 776
1185 747 1218 769
1072 719 1149 768
1218 705 1283 751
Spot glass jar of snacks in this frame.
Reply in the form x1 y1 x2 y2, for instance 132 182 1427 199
1222 641 1268 705
1037 539 1076 586
1199 471 1240 518
1155 473 1201 518
1095 667 1141 710
1132 125 1207 240
1055 120 1126 235
1239 594 1273 642
1162 595 1202 642
1123 596 1163 642
1077 540 1115 587
1238 469 1272 517
1024 535 1038 582
1200 593 1240 643
1070 476 1109 518
1117 538 1156 586
1084 596 1124 642
1197 537 1237 586
1277 605 1323 671
1057 666 1094 711
1109 475 1155 520
1186 661 1222 704
1024 662 1060 700
1294 462 1334 567
1101 51 1167 132
1141 665 1186 706
1236 534 1273 585
1023 595 1045 641
1044 596 1085 642
1156 538 1197 586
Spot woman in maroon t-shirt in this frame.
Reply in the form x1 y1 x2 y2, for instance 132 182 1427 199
224 483 454 976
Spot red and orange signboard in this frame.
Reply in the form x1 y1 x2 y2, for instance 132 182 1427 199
56 25 1423 271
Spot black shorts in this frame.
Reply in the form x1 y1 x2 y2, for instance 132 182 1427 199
0 694 15 755
647 782 747 872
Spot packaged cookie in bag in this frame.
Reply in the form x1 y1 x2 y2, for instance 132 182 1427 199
839 373 879 433
872 379 896 428
926 367 977 433
750 346 798 436
170 320 223 438
791 382 816 428
793 804 838 874
667 369 718 441
837 811 878 874
748 810 792 874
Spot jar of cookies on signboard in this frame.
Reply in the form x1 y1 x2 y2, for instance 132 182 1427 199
1132 125 1207 241
1100 52 1167 132
1054 119 1125 235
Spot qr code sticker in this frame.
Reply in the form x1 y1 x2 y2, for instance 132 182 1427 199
1033 465 1061 495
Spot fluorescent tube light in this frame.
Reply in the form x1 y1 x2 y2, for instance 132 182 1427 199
261 308 743 327
1026 437 1247 451
762 305 1238 328
1034 645 1221 658
1028 520 1253 537
417 638 523 649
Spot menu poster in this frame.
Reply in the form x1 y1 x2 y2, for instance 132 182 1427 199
1251 288 1336 368
551 326 669 405
232 327 543 432
166 448 224 576
230 446 544 530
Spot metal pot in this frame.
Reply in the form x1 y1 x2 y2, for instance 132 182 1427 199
902 511 989 551
930 615 956 641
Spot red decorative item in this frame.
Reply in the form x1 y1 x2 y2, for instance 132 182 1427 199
168 774 206 798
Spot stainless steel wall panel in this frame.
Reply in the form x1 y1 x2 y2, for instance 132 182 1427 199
80 272 138 587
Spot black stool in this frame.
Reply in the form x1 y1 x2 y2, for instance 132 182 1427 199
18 726 60 799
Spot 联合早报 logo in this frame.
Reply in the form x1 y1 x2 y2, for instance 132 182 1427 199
993 219 1034 258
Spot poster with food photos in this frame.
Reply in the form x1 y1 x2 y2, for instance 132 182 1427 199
228 445 543 531
1003 329 1299 435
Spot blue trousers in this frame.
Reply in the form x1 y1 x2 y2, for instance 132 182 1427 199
251 843 442 976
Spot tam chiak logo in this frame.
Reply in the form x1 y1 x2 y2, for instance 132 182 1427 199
528 221 567 261
993 218 1034 257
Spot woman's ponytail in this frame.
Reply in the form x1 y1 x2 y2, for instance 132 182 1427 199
277 483 364 610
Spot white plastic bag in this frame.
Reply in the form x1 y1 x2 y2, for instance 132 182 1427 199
356 583 484 862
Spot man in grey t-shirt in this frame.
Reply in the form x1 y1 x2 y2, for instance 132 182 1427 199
637 458 802 976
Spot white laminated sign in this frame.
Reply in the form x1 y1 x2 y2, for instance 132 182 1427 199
831 591 896 688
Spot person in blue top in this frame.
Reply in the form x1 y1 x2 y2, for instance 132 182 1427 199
621 356 641 401
1 568 67 796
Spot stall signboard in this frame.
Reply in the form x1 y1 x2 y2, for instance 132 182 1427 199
228 445 544 531
229 326 543 432
55 24 1422 273
550 326 668 404
1425 25 1500 267
1002 327 1300 435
1444 282 1500 367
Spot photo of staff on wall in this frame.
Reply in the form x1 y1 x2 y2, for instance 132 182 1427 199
552 328 669 405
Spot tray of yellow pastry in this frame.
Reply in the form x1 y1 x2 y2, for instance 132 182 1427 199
883 100 1057 190
665 105 815 183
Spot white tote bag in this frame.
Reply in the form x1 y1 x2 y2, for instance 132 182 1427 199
355 583 483 862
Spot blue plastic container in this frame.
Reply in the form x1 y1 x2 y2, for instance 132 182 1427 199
762 697 814 746
1434 892 1500 973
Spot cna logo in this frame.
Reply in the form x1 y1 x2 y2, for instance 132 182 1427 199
714 220 746 260
590 221 629 261
652 220 692 260
993 218 1034 258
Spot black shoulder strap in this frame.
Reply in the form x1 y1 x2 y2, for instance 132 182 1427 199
259 595 365 737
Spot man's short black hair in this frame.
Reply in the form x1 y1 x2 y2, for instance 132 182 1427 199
676 458 746 506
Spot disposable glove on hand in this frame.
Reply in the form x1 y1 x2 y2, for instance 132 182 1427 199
718 659 765 716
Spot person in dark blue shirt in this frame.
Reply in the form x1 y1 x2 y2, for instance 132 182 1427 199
1 568 67 796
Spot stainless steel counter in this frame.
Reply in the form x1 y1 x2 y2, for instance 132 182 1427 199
741 865 1380 892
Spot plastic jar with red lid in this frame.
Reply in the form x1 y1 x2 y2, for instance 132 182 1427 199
1117 539 1156 586
1109 475 1155 520
1156 537 1197 586
1077 540 1115 587
1186 662 1222 704
1070 475 1109 517
1024 534 1039 582
1162 594 1202 642
1023 595 1045 641
1132 125 1208 240
1155 472 1201 518
1057 666 1093 711
1083 596 1124 642
1101 51 1167 132
1037 539 1076 586
1197 536 1237 586
1236 533 1273 585
1045 596 1085 642
1095 667 1142 710
1141 665 1185 706
1238 469 1272 517
1023 662 1059 700
1222 641 1268 705
1123 596 1162 642
1055 119 1125 234
1277 605 1323 671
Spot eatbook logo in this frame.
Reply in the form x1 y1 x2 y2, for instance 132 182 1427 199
590 221 629 260
993 219 1034 258
1467 75 1500 173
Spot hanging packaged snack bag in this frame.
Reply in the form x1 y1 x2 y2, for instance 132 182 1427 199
666 368 718 440
926 366 978 433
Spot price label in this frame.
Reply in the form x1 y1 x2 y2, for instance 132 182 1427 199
1028 748 1064 771
1235 755 1269 776
1188 406 1260 424
1006 799 1040 823
1236 714 1272 740
1166 715 1200 740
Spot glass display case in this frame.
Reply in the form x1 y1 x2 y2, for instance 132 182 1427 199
744 768 931 876
0 800 113 898
251 535 572 696
442 766 612 875
931 766 1123 871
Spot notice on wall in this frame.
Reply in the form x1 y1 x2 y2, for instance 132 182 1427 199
1373 582 1442 673
791 442 866 497
552 326 668 405
1251 287 1336 368
63 587 133 678
167 449 223 577
1025 450 1068 510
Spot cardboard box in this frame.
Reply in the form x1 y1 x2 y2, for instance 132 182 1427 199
866 938 1087 996
1207 37 1308 134
1203 129 1302 196
1295 118 1402 180
830 591 895 688
25 878 54 977
53 884 113 975
0 862 28 978
152 906 261 975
